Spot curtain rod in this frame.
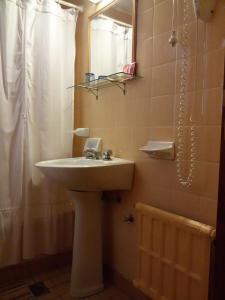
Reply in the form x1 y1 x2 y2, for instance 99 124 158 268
56 0 83 12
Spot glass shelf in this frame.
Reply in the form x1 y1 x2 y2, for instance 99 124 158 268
67 72 141 100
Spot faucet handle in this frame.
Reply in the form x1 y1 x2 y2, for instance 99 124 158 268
102 149 113 160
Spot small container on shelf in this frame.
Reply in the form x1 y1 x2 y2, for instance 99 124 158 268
85 72 95 83
123 62 136 75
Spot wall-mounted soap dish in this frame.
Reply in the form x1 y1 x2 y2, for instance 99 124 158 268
139 141 175 160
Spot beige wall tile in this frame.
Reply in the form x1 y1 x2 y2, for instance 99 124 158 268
153 0 173 35
196 126 221 163
199 196 218 226
142 8 154 40
128 68 152 98
139 0 154 11
147 186 173 209
130 159 155 202
202 88 223 125
152 62 175 97
82 97 115 128
171 190 201 221
114 97 135 127
153 31 176 65
142 38 153 68
132 126 151 159
150 95 174 126
133 97 151 127
149 126 175 140
112 126 134 159
145 159 176 189
204 49 224 89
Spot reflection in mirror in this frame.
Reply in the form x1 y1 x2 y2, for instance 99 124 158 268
90 0 135 78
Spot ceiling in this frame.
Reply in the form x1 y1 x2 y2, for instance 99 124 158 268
113 0 133 14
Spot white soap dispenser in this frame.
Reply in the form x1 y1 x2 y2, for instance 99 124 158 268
73 128 90 138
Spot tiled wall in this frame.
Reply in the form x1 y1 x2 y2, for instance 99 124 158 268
74 0 225 281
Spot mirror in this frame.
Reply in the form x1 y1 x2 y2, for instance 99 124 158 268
89 0 137 78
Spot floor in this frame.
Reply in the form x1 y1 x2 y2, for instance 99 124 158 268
0 266 132 300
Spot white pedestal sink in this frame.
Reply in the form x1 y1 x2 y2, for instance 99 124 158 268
35 157 134 298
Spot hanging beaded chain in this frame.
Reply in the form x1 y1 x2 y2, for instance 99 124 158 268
176 0 197 187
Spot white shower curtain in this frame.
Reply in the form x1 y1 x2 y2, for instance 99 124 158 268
90 17 132 77
0 0 78 266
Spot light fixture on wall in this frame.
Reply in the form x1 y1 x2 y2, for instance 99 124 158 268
89 0 103 3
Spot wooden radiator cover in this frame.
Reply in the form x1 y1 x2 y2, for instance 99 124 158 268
134 203 215 300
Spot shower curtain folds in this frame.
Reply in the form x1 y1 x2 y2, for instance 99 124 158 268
0 0 78 266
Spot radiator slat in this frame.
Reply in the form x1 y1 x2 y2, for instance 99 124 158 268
134 203 215 300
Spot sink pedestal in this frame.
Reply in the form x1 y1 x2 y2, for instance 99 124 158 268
69 191 103 298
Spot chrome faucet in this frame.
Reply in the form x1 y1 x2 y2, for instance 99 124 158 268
102 149 113 160
83 149 99 160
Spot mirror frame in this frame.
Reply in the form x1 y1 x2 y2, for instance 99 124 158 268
88 0 138 75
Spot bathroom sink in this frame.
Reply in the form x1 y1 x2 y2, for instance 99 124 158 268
35 156 134 298
35 157 134 191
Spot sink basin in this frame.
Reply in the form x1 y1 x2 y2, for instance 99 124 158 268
35 157 134 191
35 156 134 298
